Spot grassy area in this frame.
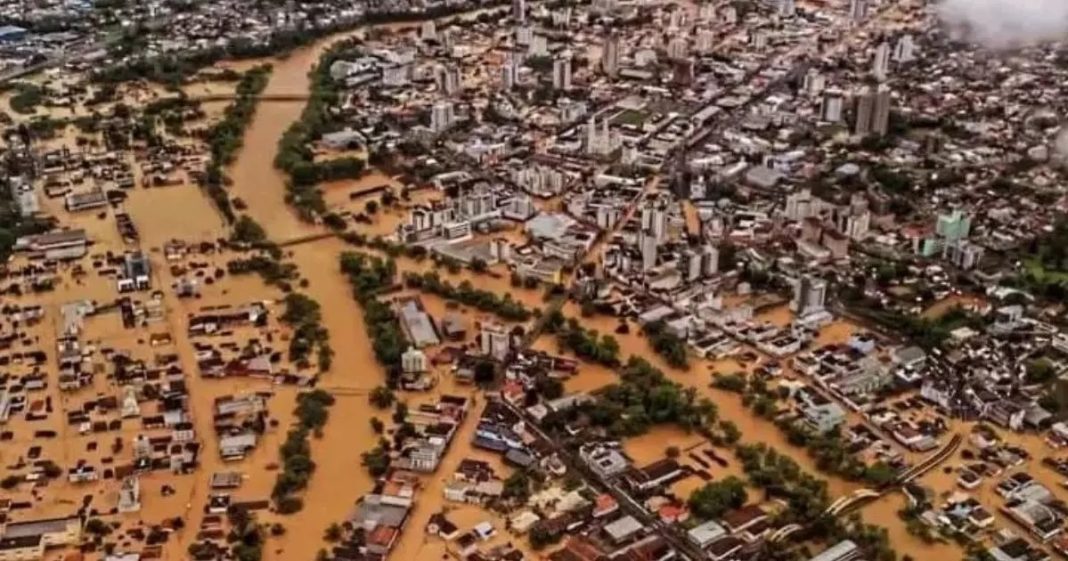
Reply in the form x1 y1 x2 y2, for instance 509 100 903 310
611 108 647 127
1024 257 1068 284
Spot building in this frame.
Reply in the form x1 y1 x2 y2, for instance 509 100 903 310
821 89 845 123
431 101 455 133
480 322 511 361
552 55 572 90
602 33 620 77
0 536 42 561
802 402 846 434
808 540 860 561
849 0 867 22
853 85 890 137
871 42 891 81
893 34 916 62
402 347 428 374
936 210 971 242
513 0 526 23
790 275 827 318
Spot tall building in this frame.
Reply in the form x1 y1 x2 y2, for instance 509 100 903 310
821 89 844 123
513 0 526 23
420 20 437 41
436 64 461 95
936 210 971 242
681 249 702 282
803 69 825 96
779 0 796 17
528 34 548 57
553 55 572 90
791 275 827 318
586 117 618 156
640 231 658 272
480 322 511 361
893 34 916 62
431 101 454 133
872 84 891 136
849 0 868 23
501 54 518 90
667 37 688 60
853 86 890 136
602 33 620 78
702 245 720 277
871 41 891 82
696 30 716 53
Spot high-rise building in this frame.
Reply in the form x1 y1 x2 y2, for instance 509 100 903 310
431 101 454 133
640 231 658 272
513 0 526 24
586 117 618 156
528 34 548 57
681 249 702 282
696 30 716 53
853 86 889 136
501 54 518 90
667 37 688 60
480 322 511 361
552 55 572 90
849 0 868 23
872 84 891 136
702 245 720 277
436 64 461 95
779 0 796 17
791 275 827 318
893 34 916 63
821 89 844 123
871 42 891 82
420 20 437 41
515 25 533 46
936 210 971 242
803 69 825 96
602 33 620 78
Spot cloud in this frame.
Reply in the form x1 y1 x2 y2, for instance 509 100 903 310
938 0 1068 48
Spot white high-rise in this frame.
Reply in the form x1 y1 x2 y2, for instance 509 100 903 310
893 34 915 63
553 55 572 90
431 101 454 133
779 0 795 17
602 33 620 78
790 275 827 318
871 42 891 82
821 89 844 123
513 0 526 24
849 0 868 23
501 54 518 90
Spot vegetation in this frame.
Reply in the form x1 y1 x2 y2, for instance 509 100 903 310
369 385 395 409
230 215 269 245
272 390 335 511
643 320 690 369
280 293 333 371
848 304 984 350
545 312 620 367
276 40 366 221
203 65 272 223
573 357 718 437
402 270 533 321
688 476 747 519
339 252 407 386
9 83 45 114
361 439 392 477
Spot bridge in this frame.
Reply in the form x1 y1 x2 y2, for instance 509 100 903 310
769 433 963 543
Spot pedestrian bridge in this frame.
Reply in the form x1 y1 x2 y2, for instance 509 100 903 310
768 433 963 543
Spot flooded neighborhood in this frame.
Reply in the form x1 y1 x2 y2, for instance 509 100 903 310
1 1 1068 561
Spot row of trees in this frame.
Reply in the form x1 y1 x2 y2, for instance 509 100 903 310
279 293 333 371
339 252 409 386
275 39 365 221
402 270 533 321
202 65 272 223
643 319 690 369
545 313 621 367
272 389 335 514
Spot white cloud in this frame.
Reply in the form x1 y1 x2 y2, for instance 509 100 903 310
938 0 1068 48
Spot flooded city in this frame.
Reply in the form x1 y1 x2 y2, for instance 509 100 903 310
1 2 1067 561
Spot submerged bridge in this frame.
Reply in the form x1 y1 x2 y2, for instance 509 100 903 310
769 433 963 543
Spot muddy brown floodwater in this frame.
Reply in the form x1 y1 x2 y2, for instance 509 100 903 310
212 9 509 561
